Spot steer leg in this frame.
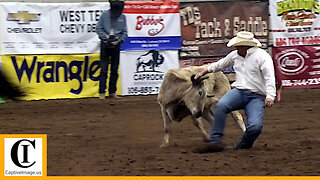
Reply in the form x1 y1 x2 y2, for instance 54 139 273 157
197 108 215 142
231 111 246 132
191 117 209 142
202 108 214 125
160 105 172 148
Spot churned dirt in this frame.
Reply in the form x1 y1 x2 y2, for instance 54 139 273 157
0 88 320 176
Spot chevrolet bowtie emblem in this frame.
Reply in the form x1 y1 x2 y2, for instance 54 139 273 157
7 11 41 24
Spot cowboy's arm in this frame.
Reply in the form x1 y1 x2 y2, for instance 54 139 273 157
195 52 234 79
260 53 276 107
96 12 108 40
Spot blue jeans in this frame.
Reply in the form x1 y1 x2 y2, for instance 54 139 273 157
99 41 120 95
209 88 266 149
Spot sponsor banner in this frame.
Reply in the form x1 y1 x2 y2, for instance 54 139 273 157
120 50 179 95
270 0 320 47
180 1 269 58
124 13 181 37
272 45 320 88
0 2 107 55
0 54 121 100
0 134 47 177
121 1 181 51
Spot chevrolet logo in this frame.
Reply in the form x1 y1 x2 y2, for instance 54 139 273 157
7 11 41 24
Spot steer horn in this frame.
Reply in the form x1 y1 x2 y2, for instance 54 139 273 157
191 74 209 86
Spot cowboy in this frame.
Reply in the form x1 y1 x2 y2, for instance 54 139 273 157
194 31 276 152
96 0 128 99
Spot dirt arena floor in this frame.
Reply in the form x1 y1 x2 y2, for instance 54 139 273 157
0 88 320 176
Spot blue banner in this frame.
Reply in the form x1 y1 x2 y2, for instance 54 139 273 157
121 36 181 51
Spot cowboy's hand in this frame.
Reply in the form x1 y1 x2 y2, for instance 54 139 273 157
265 98 274 108
111 41 119 46
195 69 208 80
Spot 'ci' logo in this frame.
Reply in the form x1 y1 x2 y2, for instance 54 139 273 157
7 11 41 24
10 139 36 168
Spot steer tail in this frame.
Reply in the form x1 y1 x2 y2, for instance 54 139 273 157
0 71 26 100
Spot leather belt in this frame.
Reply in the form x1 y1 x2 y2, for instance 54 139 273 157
242 89 265 97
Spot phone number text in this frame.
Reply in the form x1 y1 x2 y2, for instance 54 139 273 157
282 78 320 87
128 86 160 95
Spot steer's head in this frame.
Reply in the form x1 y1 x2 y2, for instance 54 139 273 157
182 74 209 118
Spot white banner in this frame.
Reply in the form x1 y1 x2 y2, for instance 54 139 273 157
269 0 320 47
120 50 179 95
0 2 108 55
125 13 181 37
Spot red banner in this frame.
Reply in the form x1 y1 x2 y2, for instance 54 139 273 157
272 46 320 88
123 1 180 14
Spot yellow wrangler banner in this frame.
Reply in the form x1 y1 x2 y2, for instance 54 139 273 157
1 54 121 100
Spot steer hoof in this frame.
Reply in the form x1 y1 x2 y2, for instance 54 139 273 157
160 142 169 148
202 136 210 143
